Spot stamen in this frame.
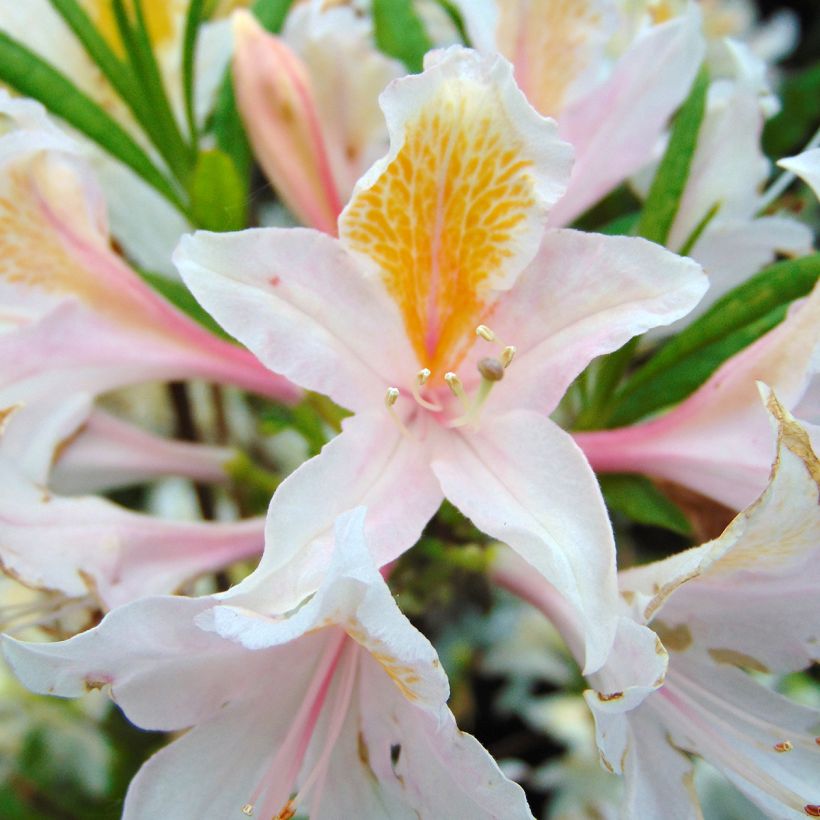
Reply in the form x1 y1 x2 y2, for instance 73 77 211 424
241 805 254 816
384 388 411 437
475 324 496 342
444 372 470 412
447 357 505 429
501 345 516 368
411 368 442 412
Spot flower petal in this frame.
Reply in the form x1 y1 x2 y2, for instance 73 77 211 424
548 9 705 227
623 397 820 673
50 409 232 495
577 282 820 510
339 45 573 375
431 408 619 673
174 228 415 412
0 458 263 609
779 147 820 201
475 229 706 414
229 410 443 610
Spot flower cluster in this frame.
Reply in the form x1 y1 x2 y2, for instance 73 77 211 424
0 1 817 818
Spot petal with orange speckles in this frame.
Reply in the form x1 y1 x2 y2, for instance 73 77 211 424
339 46 573 375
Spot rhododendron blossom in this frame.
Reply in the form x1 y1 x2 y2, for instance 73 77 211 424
176 46 707 672
3 508 532 820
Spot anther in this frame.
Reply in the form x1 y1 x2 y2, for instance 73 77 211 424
478 357 505 382
476 324 496 342
241 804 254 816
385 388 411 437
276 801 296 820
445 372 469 408
805 806 820 817
411 368 442 412
501 345 516 368
774 741 793 753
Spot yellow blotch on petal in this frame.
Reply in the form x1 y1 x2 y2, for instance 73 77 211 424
496 0 604 117
371 650 423 702
341 81 537 375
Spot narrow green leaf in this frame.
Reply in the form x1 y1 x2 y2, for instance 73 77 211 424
609 305 788 426
600 474 692 536
616 253 820 406
574 338 638 430
190 148 248 231
598 211 640 236
45 0 172 163
113 0 194 183
0 32 186 212
138 269 230 339
372 0 432 73
211 0 294 181
636 66 709 245
678 200 721 257
182 0 207 148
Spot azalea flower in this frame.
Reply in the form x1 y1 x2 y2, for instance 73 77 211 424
575 281 820 510
232 5 403 234
0 451 265 617
175 45 707 673
0 92 298 485
586 394 820 818
496 395 820 816
453 0 706 226
3 508 533 819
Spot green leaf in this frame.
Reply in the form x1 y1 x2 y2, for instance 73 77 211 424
636 66 709 245
182 0 207 148
763 62 820 160
600 474 692 536
138 269 230 339
112 0 194 183
45 0 176 173
372 0 432 74
211 0 294 183
0 31 187 213
431 0 469 45
609 305 787 426
189 148 248 231
614 253 820 416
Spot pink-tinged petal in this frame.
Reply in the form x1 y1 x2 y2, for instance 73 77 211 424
657 659 820 818
174 228 416 412
583 618 668 772
281 4 403 204
351 651 534 819
577 282 820 510
205 508 449 712
620 709 700 820
339 45 573 376
1 595 276 730
471 230 706 415
229 410 443 610
431 409 619 673
622 397 820 673
0 95 298 404
548 9 705 227
49 409 232 495
233 11 343 234
779 147 820 201
0 458 263 609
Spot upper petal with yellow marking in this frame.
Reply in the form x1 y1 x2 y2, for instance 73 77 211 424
339 46 573 375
